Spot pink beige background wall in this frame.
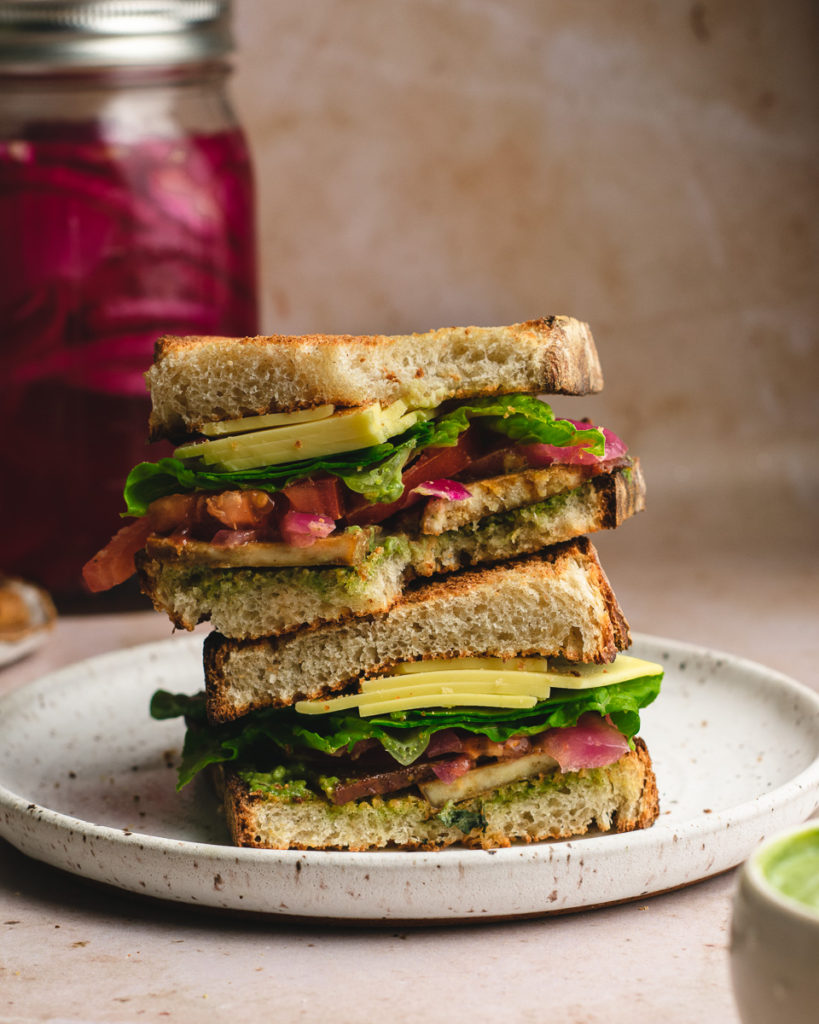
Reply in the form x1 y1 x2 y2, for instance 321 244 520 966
230 0 817 656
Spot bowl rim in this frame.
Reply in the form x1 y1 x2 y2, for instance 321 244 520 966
743 819 819 926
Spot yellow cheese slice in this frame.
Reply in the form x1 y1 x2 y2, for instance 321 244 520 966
357 693 537 717
173 400 428 471
293 653 663 718
383 654 662 690
294 689 537 716
358 670 552 698
199 405 335 437
544 654 663 689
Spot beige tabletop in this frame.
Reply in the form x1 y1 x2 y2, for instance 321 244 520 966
1 489 816 1024
1 2 816 1017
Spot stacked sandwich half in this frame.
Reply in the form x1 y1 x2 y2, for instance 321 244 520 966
85 316 662 850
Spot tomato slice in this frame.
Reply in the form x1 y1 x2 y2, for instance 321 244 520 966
402 428 483 489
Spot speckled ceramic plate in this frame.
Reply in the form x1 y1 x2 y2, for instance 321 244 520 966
0 633 818 922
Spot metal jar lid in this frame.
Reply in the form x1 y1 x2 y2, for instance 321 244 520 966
0 0 234 67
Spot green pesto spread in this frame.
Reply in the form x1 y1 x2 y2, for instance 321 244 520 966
760 826 819 913
238 766 311 801
237 760 612 837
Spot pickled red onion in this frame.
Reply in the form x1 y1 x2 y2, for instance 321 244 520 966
280 511 336 548
536 713 630 772
411 479 472 501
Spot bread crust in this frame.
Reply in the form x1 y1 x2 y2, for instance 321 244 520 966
220 738 658 851
202 538 631 722
419 458 643 535
146 316 603 440
138 464 644 641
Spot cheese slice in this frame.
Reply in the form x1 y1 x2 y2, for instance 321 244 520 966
358 693 537 716
175 402 404 470
174 399 427 471
544 654 663 689
199 405 336 437
380 654 662 691
295 692 538 717
293 653 663 717
359 670 552 698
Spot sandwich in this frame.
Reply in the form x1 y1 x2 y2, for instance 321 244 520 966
82 315 662 851
82 316 645 639
152 542 662 851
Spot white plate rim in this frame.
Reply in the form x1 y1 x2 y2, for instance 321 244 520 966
1 632 818 921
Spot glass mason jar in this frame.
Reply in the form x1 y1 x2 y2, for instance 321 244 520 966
0 1 258 605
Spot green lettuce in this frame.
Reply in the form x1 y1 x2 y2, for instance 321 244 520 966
431 395 604 452
155 673 662 790
123 395 605 515
123 445 404 517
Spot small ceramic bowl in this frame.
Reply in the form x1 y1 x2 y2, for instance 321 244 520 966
730 819 819 1024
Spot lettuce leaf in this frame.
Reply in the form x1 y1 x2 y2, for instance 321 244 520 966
124 446 399 516
150 688 206 722
432 395 605 454
123 395 605 515
155 673 661 789
335 439 417 503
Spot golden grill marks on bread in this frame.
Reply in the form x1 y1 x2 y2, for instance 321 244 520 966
146 316 602 441
218 739 658 851
418 459 644 536
201 539 630 723
410 463 645 575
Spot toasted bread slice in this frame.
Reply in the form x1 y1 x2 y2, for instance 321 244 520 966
137 540 410 640
410 461 645 575
202 538 630 722
220 738 658 851
137 465 643 639
419 462 607 535
146 316 602 440
417 458 643 537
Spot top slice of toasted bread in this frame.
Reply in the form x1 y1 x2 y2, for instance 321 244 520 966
146 316 603 440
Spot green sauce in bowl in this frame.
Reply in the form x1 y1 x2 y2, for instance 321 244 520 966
760 825 819 912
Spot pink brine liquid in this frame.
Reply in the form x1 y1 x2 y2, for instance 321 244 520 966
0 124 258 599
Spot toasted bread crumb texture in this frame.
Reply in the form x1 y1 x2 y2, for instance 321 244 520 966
410 462 646 576
204 540 630 721
139 467 642 644
137 545 409 639
146 317 602 439
221 740 657 851
419 459 644 536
